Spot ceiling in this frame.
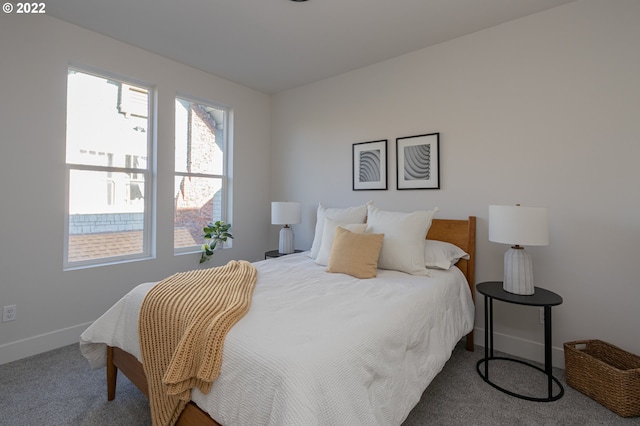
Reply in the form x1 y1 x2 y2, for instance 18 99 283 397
47 0 575 94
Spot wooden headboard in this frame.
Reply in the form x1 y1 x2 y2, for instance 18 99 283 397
426 216 476 351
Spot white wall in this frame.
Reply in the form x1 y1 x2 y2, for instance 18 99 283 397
0 15 271 364
271 0 640 367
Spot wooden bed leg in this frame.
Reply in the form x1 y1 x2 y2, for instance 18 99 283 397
107 346 117 401
466 330 474 351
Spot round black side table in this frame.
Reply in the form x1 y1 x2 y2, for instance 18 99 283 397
476 281 564 402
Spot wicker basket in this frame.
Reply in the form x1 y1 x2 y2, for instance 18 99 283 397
564 340 640 417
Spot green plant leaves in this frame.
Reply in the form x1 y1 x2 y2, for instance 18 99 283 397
200 220 234 263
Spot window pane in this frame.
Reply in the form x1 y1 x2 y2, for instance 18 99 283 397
175 98 224 175
68 169 146 262
174 176 223 249
65 68 152 267
66 70 149 168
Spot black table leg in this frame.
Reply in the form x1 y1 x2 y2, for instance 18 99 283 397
483 295 489 379
489 298 494 358
544 306 552 399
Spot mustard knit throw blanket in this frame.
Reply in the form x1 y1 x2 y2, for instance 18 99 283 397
139 260 257 426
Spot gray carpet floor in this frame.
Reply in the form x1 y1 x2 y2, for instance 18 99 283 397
0 342 638 426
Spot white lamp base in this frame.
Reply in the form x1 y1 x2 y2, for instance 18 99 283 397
278 225 295 254
503 247 535 295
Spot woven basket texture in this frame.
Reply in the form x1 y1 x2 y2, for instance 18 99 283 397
564 340 640 417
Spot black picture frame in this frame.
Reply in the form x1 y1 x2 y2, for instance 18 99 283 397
396 133 440 190
352 140 388 191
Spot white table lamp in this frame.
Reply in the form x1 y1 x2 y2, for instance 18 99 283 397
271 202 302 254
489 204 549 295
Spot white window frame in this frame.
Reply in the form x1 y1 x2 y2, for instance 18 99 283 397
174 94 231 255
63 66 155 270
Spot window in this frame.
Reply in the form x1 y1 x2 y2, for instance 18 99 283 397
174 97 229 252
65 68 153 268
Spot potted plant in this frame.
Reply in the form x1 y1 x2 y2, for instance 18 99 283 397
200 221 234 263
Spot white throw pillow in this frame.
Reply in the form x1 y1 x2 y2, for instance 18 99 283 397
365 205 438 275
424 240 469 270
309 202 370 259
315 218 368 266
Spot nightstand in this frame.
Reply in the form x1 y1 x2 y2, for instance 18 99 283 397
264 249 303 259
476 281 564 402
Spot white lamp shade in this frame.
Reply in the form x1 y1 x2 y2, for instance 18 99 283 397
271 202 302 225
488 205 549 246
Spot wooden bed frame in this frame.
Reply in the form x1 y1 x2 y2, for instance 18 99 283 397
106 216 476 426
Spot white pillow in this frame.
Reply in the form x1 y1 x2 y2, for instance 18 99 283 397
315 218 368 266
309 202 370 259
424 240 469 270
365 205 438 275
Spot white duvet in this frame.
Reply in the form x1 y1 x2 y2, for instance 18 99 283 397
80 252 474 426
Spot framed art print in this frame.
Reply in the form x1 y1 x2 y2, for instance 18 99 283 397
396 133 440 190
352 140 387 191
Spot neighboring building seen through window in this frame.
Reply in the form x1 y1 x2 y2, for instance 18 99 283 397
65 68 153 268
174 98 228 252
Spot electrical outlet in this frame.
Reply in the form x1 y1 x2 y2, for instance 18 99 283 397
539 307 544 324
2 305 16 322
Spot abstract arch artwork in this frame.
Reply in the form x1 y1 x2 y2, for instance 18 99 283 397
352 140 387 190
396 133 439 189
359 149 381 182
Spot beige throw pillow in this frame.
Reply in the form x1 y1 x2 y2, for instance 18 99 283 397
327 227 384 279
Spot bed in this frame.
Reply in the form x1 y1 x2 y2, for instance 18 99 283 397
80 213 476 426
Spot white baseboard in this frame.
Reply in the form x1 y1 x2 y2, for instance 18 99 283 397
0 322 92 365
474 327 566 369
